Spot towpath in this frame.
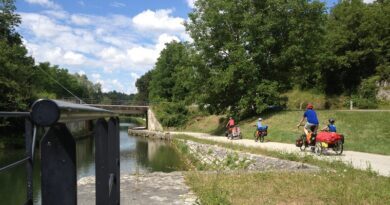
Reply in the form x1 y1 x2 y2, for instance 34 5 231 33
170 131 390 177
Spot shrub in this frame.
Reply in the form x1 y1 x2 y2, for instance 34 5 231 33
153 101 189 127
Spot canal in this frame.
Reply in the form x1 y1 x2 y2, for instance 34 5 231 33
0 123 185 205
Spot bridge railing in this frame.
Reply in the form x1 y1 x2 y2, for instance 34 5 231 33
60 97 149 106
0 99 120 205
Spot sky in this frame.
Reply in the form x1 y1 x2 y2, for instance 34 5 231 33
14 0 374 94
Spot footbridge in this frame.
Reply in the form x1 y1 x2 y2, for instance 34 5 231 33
59 97 163 131
86 104 163 131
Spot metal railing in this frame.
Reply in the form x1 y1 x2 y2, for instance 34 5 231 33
0 99 120 205
60 97 149 106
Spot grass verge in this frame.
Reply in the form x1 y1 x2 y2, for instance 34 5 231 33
174 134 390 205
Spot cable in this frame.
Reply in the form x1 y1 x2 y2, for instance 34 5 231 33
36 66 85 104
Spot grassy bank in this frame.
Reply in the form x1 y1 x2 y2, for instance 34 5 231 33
119 116 146 127
174 135 390 205
186 170 389 205
181 110 390 155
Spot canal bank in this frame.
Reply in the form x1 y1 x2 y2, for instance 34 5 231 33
0 123 187 205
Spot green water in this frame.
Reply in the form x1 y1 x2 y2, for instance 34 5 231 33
0 123 185 205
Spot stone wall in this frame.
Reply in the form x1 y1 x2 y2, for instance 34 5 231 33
128 129 171 140
377 81 390 101
147 108 163 131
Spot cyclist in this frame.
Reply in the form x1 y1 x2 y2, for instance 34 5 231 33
297 103 319 143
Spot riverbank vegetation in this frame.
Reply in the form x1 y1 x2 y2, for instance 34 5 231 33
174 135 390 205
136 0 389 126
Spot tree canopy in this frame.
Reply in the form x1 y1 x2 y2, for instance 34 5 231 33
137 0 389 120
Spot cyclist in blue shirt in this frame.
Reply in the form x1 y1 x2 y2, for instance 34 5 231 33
297 103 319 139
321 118 337 132
256 118 268 131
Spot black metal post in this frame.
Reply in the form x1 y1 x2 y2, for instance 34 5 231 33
108 117 120 205
41 123 77 205
95 119 109 205
25 118 34 205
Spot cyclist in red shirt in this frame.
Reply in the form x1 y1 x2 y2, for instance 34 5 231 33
226 117 235 128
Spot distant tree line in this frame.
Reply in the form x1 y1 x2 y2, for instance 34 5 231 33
136 0 389 124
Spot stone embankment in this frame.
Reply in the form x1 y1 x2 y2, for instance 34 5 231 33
128 129 172 140
183 140 319 172
78 172 197 205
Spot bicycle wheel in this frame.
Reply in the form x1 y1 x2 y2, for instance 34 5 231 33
315 142 322 156
254 131 258 141
333 140 343 155
299 134 306 151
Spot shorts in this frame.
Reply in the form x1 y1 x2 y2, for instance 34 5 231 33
304 122 318 132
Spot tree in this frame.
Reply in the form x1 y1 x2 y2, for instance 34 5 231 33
321 0 390 94
135 70 153 103
149 41 193 102
186 0 325 116
0 0 21 45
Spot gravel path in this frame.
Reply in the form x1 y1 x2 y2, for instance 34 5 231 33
170 131 390 177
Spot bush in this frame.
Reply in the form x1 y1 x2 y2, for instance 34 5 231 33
348 76 380 109
350 96 378 109
283 89 327 109
153 101 189 127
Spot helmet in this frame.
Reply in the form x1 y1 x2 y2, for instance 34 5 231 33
258 118 262 121
306 103 313 109
329 118 335 123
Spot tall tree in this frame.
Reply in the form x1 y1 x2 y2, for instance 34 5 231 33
135 70 153 103
321 0 390 94
149 41 193 102
186 0 326 116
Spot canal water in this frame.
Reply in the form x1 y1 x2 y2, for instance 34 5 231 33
0 123 185 205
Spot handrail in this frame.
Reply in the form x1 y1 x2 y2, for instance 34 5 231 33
0 112 30 117
30 99 116 126
1 99 121 205
0 157 30 172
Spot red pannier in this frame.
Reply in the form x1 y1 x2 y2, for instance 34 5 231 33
316 132 343 144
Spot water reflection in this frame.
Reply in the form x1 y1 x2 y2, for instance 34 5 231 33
0 123 184 205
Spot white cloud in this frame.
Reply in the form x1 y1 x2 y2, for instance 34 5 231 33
18 8 190 94
64 51 86 65
70 14 92 26
25 0 61 10
91 73 101 79
132 9 185 33
186 0 197 8
363 0 375 3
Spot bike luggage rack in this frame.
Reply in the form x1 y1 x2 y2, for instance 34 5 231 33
0 99 120 205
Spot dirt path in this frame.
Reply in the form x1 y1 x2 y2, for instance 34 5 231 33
170 131 390 177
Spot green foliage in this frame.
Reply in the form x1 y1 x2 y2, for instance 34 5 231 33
149 41 195 103
135 70 153 103
137 0 389 121
321 0 390 94
0 0 21 45
153 102 189 127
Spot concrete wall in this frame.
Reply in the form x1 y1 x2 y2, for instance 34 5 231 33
147 108 163 131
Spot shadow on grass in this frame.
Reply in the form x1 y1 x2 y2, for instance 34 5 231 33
210 117 227 135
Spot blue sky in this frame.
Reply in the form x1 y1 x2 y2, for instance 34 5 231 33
13 0 369 94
